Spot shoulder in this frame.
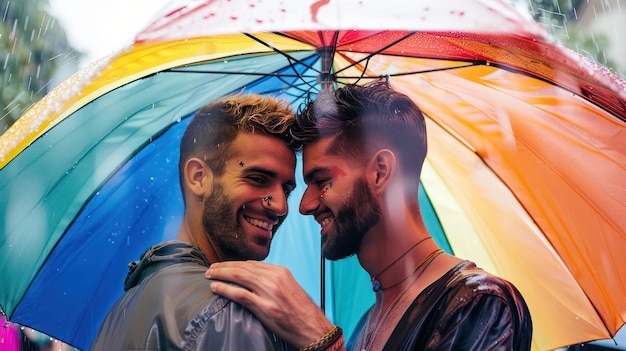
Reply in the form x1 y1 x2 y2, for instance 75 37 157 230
435 261 532 333
183 289 288 350
444 261 526 303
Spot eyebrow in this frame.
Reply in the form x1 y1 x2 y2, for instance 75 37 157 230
303 167 327 184
245 166 297 190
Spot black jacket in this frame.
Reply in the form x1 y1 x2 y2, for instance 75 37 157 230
349 261 533 351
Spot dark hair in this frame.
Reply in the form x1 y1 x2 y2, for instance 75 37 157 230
179 94 297 191
293 80 427 177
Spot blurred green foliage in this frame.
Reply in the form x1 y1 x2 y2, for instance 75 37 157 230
527 0 622 78
1 0 74 132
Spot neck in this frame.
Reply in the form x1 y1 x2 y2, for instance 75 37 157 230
177 210 222 264
358 210 435 291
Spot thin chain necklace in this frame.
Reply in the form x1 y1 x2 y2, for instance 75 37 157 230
358 249 444 351
370 237 432 292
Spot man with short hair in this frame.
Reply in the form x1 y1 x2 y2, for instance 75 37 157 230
206 81 533 351
90 94 299 350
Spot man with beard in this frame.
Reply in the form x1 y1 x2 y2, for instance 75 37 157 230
90 94 300 351
205 81 533 350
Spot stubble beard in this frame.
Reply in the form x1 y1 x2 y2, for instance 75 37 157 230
322 177 381 260
201 181 271 261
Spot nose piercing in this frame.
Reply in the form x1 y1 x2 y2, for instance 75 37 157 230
263 195 272 206
319 181 333 199
319 187 329 199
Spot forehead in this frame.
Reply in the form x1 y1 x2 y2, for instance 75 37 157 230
229 132 296 171
302 138 346 175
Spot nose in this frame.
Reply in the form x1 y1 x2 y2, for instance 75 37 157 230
262 191 287 217
299 186 319 215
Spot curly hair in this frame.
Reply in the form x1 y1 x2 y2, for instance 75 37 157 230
179 93 298 185
293 80 428 177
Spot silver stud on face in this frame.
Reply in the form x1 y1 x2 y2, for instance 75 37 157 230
263 195 272 206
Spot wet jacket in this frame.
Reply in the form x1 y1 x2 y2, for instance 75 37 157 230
90 240 292 351
349 261 533 351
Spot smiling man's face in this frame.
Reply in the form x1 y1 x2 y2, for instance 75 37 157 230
202 132 296 261
299 137 381 260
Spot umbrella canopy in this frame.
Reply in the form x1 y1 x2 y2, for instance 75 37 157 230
1 0 625 350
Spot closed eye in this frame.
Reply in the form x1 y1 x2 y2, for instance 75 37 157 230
247 175 267 185
284 188 292 197
314 178 331 188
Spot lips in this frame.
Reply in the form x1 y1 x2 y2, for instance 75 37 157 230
319 217 333 228
315 214 335 236
244 215 274 231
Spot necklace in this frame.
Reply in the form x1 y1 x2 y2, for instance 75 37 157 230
358 249 444 351
370 237 432 292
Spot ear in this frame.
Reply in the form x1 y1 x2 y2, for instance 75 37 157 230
184 158 214 197
366 149 396 194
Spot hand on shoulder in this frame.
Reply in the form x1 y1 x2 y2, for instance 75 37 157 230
206 261 336 348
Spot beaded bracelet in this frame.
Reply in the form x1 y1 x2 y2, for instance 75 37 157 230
299 325 343 351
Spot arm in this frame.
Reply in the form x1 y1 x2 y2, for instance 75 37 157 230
205 261 340 349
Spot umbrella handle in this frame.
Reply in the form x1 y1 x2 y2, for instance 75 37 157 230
320 243 325 313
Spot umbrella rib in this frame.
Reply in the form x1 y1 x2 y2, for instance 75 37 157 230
284 55 320 93
166 68 319 95
334 31 418 75
166 69 315 78
244 33 319 71
337 61 481 80
330 61 480 85
244 33 321 75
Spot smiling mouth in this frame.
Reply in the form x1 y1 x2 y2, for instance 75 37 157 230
319 217 333 228
244 215 274 231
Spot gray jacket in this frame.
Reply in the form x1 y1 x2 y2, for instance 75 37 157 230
90 240 292 351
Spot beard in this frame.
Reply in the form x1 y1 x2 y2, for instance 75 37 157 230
201 182 272 261
322 177 381 260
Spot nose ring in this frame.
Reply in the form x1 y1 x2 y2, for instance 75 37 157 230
319 187 329 199
263 195 272 206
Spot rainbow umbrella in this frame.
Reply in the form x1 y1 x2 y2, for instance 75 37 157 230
1 0 625 350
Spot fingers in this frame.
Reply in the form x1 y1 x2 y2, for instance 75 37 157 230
209 280 256 306
206 261 285 294
205 261 335 347
206 260 273 281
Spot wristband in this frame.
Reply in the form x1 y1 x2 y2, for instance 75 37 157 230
299 325 343 351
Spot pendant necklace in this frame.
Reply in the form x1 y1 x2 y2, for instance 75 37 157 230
370 237 432 292
358 248 444 351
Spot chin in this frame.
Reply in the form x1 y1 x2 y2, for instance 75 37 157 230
249 245 271 261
